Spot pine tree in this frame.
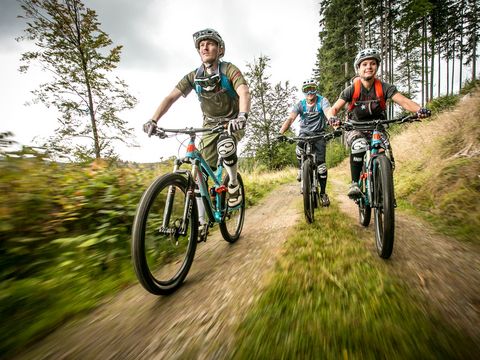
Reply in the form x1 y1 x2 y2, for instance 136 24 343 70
242 56 297 170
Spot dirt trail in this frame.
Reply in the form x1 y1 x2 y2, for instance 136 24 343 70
14 183 302 360
14 174 480 359
330 176 480 344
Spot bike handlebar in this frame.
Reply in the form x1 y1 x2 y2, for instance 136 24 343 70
279 129 343 144
152 121 229 138
343 114 419 131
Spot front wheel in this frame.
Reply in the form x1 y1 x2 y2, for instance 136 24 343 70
302 158 314 223
131 173 198 295
220 173 245 243
373 155 395 259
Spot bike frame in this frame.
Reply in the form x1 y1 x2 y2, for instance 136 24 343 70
361 128 387 208
161 128 232 236
298 141 318 190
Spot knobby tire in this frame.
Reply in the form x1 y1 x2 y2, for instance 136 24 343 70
302 159 314 223
373 155 395 259
131 173 198 295
220 173 246 243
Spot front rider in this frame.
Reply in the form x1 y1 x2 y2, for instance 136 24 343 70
278 79 332 207
143 28 251 229
327 48 431 199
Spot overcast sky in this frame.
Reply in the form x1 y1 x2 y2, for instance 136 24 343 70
0 0 321 162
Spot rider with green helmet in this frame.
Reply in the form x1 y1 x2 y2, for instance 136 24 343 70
278 78 333 207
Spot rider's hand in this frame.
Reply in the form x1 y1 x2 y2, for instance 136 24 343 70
328 116 341 128
416 107 431 119
229 112 247 132
143 119 157 137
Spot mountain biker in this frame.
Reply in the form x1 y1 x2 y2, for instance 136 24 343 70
326 48 431 199
278 79 333 207
143 28 251 229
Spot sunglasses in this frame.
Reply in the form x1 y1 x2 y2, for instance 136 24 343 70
194 73 221 90
303 86 317 94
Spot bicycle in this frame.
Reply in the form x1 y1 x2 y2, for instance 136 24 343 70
131 123 245 295
343 114 420 258
278 130 342 223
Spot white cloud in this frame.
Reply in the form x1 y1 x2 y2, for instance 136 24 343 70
1 0 320 162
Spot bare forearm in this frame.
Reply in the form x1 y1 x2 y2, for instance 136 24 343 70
327 98 346 118
392 93 420 113
280 115 295 134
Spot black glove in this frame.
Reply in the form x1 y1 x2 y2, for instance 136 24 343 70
416 107 431 119
229 112 247 132
275 134 287 142
143 120 157 137
328 116 341 128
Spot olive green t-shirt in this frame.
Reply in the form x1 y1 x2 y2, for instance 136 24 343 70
176 62 247 123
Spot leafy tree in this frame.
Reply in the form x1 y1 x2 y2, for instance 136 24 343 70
242 56 297 170
17 0 137 160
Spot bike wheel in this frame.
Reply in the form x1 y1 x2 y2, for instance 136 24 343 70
358 164 371 227
302 159 314 223
373 155 395 259
220 173 246 243
131 173 198 295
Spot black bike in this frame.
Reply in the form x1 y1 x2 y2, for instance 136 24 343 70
279 130 342 223
131 124 245 295
344 115 419 258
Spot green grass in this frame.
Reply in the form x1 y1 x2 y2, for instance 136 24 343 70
242 167 296 207
233 200 478 359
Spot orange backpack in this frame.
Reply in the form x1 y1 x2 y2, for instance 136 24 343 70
348 77 386 112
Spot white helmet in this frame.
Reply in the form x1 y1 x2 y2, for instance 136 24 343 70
193 28 225 58
302 79 317 94
354 48 382 69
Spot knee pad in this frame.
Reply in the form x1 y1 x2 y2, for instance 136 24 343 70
217 133 237 166
317 163 327 179
351 138 369 154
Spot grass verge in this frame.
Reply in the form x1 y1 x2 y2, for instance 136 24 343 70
232 200 478 359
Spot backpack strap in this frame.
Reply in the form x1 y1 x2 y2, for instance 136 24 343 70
219 62 238 99
348 78 361 112
194 66 203 95
300 95 324 116
193 62 238 99
374 78 386 110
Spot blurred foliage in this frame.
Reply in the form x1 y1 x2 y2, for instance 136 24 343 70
427 94 460 114
0 155 169 355
0 154 294 356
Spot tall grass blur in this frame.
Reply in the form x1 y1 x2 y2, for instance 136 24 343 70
394 88 480 243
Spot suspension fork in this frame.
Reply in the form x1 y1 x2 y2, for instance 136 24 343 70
161 159 183 229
